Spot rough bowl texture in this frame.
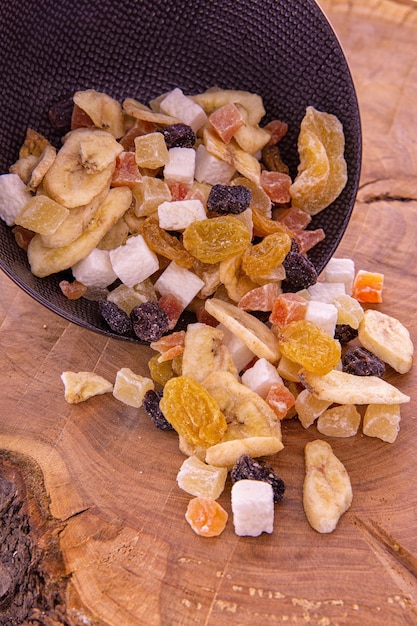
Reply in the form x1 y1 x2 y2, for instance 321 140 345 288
0 0 361 342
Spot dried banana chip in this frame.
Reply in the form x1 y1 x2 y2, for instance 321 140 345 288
300 369 410 405
205 436 283 469
61 371 113 404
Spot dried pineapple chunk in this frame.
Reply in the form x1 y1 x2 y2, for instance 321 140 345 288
317 404 361 438
303 440 352 533
363 404 401 443
295 388 331 428
113 368 154 408
176 456 227 499
61 371 113 404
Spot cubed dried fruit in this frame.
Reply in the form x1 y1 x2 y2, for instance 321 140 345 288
185 497 228 537
362 403 401 443
177 456 227 499
316 404 361 437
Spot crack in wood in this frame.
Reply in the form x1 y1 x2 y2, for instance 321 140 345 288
352 514 417 615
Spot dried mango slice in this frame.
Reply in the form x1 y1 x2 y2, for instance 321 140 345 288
290 106 347 215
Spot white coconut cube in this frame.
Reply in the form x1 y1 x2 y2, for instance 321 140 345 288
163 147 196 187
157 199 206 231
0 173 32 226
241 358 283 399
194 144 236 185
110 235 159 288
305 300 339 336
154 262 205 309
159 87 208 131
231 480 274 537
216 323 255 372
72 248 117 288
307 281 346 303
324 257 355 295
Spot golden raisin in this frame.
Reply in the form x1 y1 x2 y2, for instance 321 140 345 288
182 216 251 264
159 376 227 446
241 231 291 282
279 320 341 375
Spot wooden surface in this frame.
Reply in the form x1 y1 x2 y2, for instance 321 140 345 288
1 1 417 624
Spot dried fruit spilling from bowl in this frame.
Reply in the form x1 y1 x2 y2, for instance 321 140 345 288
1 87 413 538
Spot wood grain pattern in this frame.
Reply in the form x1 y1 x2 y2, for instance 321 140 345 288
1 1 417 624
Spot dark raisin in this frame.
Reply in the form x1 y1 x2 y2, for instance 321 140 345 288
98 300 133 335
342 346 385 377
130 301 169 342
48 97 74 132
261 144 289 174
142 389 173 430
282 245 318 291
207 184 252 215
334 324 358 344
231 455 286 504
162 123 196 149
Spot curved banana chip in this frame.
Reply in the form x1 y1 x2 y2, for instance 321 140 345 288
27 187 132 277
42 128 123 208
181 323 238 383
73 89 125 138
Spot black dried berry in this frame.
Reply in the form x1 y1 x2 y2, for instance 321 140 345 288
98 300 133 335
334 324 358 344
282 246 318 291
48 97 74 132
142 389 173 430
231 455 286 504
162 123 196 149
342 346 386 377
207 184 252 215
130 301 169 342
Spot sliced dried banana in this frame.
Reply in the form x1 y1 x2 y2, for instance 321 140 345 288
206 436 283 469
203 128 261 185
42 128 123 208
205 297 281 363
73 89 125 138
191 88 266 126
181 323 238 383
61 371 113 404
202 371 282 441
27 186 132 277
303 439 352 533
123 97 181 126
358 309 414 374
300 369 410 405
28 145 57 192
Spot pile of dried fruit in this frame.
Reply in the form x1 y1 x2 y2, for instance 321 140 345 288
0 87 413 538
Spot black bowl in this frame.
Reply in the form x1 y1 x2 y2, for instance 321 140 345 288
0 0 361 342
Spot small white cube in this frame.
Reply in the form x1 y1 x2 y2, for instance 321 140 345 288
72 248 117 288
305 300 338 336
157 198 206 231
324 257 355 295
231 480 274 537
217 323 255 372
0 173 32 226
307 281 346 303
194 144 236 185
110 235 159 288
154 262 205 309
241 358 283 399
159 87 208 131
163 147 196 186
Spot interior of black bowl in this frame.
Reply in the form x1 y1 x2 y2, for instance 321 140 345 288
0 0 361 342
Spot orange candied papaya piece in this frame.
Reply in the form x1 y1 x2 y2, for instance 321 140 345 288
209 102 245 144
260 170 292 204
265 383 296 419
352 270 384 303
111 151 143 187
269 293 308 327
185 497 228 537
238 282 282 312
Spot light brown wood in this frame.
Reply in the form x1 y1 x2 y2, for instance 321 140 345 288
1 1 417 623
